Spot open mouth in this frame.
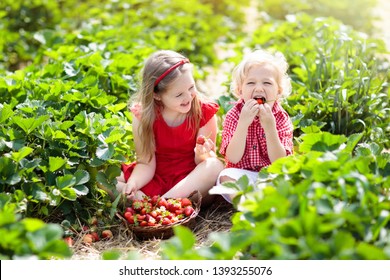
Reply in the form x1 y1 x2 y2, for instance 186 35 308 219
254 96 266 104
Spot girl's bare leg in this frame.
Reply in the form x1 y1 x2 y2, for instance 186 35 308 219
163 157 224 203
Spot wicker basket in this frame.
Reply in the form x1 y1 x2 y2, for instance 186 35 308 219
117 190 201 240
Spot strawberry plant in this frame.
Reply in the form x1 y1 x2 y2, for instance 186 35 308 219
0 193 72 259
161 132 390 260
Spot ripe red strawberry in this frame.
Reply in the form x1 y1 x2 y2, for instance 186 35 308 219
151 195 160 205
254 97 266 104
181 197 192 207
126 215 135 224
91 232 99 242
162 217 172 225
196 135 206 145
184 206 195 217
124 211 132 220
136 214 146 221
150 210 158 218
101 229 113 239
158 197 168 208
125 207 135 214
132 200 143 211
63 236 74 247
140 220 148 226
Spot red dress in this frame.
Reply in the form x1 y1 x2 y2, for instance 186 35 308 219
122 101 219 197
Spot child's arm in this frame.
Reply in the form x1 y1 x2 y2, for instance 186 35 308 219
194 115 218 164
123 116 156 195
225 99 258 163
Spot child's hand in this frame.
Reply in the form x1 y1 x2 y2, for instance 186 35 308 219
194 135 216 159
239 99 259 127
258 103 276 131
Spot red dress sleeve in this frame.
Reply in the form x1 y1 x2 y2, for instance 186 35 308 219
200 101 219 127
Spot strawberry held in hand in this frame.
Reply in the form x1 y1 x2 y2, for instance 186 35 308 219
196 135 206 145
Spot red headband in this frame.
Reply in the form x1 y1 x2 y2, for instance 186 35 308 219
154 58 190 88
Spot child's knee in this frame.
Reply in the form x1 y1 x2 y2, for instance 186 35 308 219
206 157 224 174
219 175 235 183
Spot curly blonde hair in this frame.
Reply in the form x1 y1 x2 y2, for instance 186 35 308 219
231 49 292 98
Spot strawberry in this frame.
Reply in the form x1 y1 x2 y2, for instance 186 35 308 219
181 197 192 207
254 97 266 104
126 215 135 224
140 220 148 227
184 206 195 216
125 207 136 214
151 195 160 206
91 232 99 242
136 214 146 221
101 229 113 239
150 210 158 218
196 135 206 145
162 217 172 225
63 236 74 247
158 197 168 208
83 234 94 245
132 200 143 211
89 216 98 226
124 211 133 220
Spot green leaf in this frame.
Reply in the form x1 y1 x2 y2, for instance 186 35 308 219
59 187 77 201
49 156 67 172
74 170 90 185
10 146 34 162
12 115 49 135
56 175 76 189
0 104 14 124
356 243 387 260
73 185 89 196
299 132 347 153
102 250 122 260
96 143 114 160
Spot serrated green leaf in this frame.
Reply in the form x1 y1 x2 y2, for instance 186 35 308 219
10 146 34 162
73 185 89 196
59 187 77 201
12 115 49 135
74 170 90 185
56 175 76 189
49 156 67 172
96 143 114 160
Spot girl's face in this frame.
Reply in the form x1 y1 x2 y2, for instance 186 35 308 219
158 70 196 114
239 63 281 107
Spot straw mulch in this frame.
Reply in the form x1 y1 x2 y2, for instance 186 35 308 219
71 196 235 260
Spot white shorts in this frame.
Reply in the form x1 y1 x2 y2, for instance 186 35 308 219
209 168 259 203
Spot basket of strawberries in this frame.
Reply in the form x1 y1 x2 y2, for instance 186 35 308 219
117 190 201 240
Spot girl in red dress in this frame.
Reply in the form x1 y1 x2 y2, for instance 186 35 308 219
116 50 224 202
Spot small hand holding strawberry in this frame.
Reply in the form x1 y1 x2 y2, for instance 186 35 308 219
195 135 216 159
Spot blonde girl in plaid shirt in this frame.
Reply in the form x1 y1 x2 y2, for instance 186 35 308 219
210 49 294 202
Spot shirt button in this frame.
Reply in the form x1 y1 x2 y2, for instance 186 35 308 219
263 133 266 138
253 145 257 150
255 165 260 169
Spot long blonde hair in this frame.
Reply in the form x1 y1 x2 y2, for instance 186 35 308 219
131 50 202 161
